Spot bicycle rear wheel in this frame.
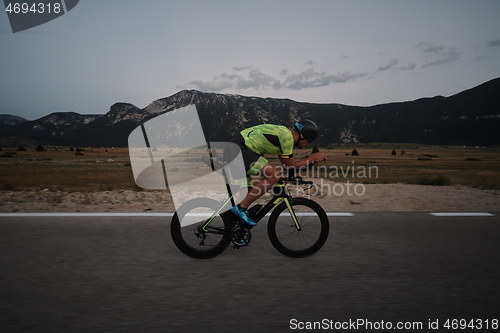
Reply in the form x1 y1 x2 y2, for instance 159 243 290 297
171 198 233 259
267 198 329 258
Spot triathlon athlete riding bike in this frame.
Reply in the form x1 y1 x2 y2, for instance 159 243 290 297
170 120 329 259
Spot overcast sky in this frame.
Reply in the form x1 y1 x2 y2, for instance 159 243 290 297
1 0 499 120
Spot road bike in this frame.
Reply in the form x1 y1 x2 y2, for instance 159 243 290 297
170 154 329 259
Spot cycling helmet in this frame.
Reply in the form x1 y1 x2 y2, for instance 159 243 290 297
294 119 318 143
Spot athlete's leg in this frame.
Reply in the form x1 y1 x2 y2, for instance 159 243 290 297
239 162 280 209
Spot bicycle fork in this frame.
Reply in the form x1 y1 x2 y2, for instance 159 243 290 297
279 197 301 231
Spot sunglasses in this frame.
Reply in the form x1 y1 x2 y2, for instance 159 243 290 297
301 134 316 144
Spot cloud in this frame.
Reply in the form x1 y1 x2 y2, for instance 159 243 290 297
188 74 235 91
284 69 366 90
185 66 367 93
417 43 446 54
474 55 488 61
236 69 281 90
305 60 317 66
377 58 416 72
486 39 500 47
233 66 253 71
378 58 399 71
395 62 416 71
416 42 460 68
188 70 281 92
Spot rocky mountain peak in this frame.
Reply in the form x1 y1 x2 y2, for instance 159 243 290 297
0 114 28 131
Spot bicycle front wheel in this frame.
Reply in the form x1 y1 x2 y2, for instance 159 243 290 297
267 198 329 258
171 198 233 259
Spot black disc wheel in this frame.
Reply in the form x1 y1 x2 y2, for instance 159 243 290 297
267 198 329 258
171 198 233 259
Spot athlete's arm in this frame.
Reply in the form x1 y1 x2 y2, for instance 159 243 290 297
278 152 326 169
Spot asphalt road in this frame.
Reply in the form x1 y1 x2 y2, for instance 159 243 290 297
1 213 499 332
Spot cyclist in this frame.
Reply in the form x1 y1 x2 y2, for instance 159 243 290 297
229 120 326 226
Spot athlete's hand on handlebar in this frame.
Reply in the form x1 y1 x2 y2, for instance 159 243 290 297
310 152 327 163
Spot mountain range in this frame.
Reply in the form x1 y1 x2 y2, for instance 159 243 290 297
0 114 27 131
1 78 499 147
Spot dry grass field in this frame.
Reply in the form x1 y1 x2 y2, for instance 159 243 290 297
1 144 499 192
271 145 500 190
0 147 135 192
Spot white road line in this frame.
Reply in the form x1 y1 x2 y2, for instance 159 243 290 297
0 213 174 217
279 213 354 217
430 212 495 217
0 212 354 217
327 213 355 217
2 212 495 218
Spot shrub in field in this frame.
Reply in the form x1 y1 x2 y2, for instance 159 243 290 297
417 176 451 186
472 179 500 190
75 147 85 155
99 184 114 191
35 145 45 152
1 181 15 190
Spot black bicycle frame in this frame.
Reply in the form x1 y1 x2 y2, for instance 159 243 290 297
200 179 301 233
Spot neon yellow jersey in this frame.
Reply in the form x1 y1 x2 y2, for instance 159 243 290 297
240 124 294 158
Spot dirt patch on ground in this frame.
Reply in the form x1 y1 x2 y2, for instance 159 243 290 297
313 181 499 212
1 182 498 213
